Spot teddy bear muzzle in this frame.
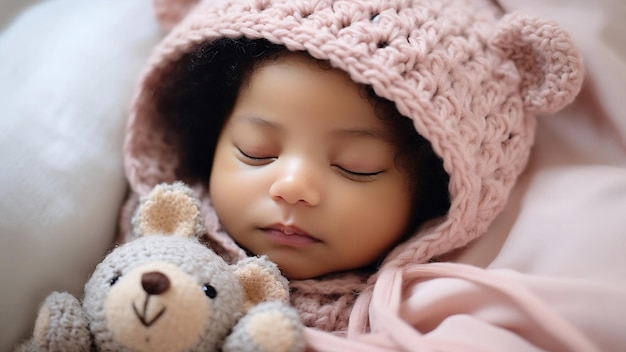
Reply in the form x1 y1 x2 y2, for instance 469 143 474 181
132 271 170 327
103 261 213 352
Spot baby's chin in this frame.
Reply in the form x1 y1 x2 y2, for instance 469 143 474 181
272 261 320 281
277 260 378 281
237 241 378 280
268 257 334 280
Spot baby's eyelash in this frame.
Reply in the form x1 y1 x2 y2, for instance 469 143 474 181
237 147 274 161
236 147 384 180
342 168 382 177
334 165 384 180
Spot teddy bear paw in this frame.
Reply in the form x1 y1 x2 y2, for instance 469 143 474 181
31 292 90 352
223 301 305 352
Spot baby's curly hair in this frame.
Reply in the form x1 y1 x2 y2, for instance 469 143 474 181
156 37 450 236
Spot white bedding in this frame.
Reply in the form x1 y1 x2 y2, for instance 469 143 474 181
0 0 624 350
0 0 161 349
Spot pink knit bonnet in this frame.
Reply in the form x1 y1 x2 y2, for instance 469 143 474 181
123 0 584 332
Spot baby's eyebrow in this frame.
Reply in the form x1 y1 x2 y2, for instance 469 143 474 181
332 126 392 143
233 115 281 130
233 114 392 143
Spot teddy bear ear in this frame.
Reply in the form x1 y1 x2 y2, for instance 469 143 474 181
131 182 205 239
489 12 585 115
152 0 201 32
234 256 290 313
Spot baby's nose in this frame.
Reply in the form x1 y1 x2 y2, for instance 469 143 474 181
269 159 321 206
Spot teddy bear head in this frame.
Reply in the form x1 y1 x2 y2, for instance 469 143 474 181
82 182 290 352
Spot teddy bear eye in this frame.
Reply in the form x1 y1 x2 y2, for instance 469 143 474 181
203 284 217 299
110 274 121 286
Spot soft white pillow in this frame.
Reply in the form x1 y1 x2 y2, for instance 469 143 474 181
0 0 160 349
0 0 41 31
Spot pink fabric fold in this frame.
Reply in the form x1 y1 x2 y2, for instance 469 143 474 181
306 263 605 351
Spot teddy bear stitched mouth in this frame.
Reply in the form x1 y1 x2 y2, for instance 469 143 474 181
132 298 167 327
132 271 169 327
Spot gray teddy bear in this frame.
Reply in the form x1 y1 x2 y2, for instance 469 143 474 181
16 182 305 352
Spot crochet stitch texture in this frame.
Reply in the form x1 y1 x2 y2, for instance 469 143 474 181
123 0 584 332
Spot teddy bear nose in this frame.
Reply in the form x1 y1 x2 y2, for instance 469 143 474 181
141 271 170 295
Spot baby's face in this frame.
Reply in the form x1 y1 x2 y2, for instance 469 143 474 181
209 53 413 279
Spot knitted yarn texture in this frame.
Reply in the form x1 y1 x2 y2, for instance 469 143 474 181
122 0 584 333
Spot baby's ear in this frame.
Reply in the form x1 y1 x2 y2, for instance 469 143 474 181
152 0 200 32
234 256 290 313
490 12 585 115
132 182 205 239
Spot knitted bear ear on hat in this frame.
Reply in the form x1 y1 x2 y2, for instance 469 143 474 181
131 181 206 239
490 12 585 115
152 0 201 31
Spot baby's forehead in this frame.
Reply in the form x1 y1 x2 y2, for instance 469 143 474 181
234 53 403 135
